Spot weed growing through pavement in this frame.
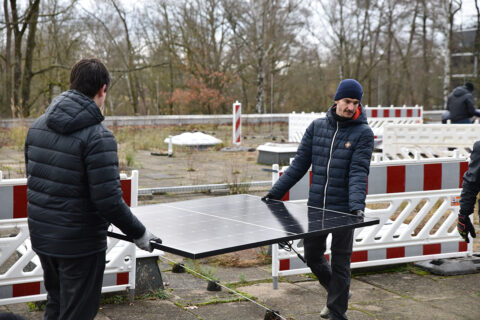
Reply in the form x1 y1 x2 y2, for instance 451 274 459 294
27 301 45 312
139 289 170 300
238 273 247 283
184 259 219 281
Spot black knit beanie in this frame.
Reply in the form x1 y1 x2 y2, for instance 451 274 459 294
334 79 363 101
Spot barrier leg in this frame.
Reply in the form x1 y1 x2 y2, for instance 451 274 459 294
272 243 279 289
129 288 135 303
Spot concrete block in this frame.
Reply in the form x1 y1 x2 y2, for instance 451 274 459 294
415 258 477 276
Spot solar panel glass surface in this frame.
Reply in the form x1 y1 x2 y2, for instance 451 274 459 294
110 194 379 258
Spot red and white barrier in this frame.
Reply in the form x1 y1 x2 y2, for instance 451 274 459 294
0 171 140 305
233 101 241 145
272 189 471 288
270 157 472 289
275 156 468 201
365 105 422 119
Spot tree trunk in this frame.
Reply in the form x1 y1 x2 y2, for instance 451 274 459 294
20 0 40 117
3 0 13 117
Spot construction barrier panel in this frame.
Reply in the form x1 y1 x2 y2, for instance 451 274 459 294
288 106 423 143
270 157 471 288
275 156 468 201
272 189 471 288
0 171 140 305
382 123 480 159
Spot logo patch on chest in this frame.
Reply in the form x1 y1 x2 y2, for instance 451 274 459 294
345 141 351 149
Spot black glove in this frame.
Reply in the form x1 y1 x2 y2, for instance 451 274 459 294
351 210 365 218
261 193 275 202
457 214 476 243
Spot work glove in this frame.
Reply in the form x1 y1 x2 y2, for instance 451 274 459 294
351 210 365 218
457 214 476 243
134 230 162 252
261 193 278 202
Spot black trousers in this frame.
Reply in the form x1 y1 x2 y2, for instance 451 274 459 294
38 251 106 320
304 230 354 320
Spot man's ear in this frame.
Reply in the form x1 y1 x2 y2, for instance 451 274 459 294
98 84 107 97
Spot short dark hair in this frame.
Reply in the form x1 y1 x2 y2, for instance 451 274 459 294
70 58 110 98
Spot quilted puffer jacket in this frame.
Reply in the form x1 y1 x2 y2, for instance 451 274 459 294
269 105 374 213
446 86 476 122
25 90 146 258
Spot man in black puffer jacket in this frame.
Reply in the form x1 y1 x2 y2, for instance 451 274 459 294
263 79 373 320
24 58 161 320
446 82 480 123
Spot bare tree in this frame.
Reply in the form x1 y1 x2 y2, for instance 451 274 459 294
442 0 462 108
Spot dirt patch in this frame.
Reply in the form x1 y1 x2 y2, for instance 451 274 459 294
198 247 272 268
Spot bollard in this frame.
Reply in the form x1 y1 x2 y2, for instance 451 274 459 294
232 101 241 145
168 135 173 157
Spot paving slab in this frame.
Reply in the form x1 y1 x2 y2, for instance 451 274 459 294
207 266 272 283
99 300 197 320
190 301 266 320
3 264 480 320
355 272 480 319
0 304 42 319
429 272 480 296
350 297 459 320
237 281 327 317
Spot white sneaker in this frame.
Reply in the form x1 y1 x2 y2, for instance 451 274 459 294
320 305 329 319
320 291 352 319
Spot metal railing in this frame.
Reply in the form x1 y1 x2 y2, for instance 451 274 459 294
138 180 271 195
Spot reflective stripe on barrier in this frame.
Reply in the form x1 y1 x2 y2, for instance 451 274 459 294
278 241 468 273
365 106 422 118
0 174 135 220
0 271 130 301
276 158 468 201
0 185 27 219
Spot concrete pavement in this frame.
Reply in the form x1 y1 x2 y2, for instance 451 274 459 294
2 255 480 320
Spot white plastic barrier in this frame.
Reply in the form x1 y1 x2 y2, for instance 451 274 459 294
0 171 144 305
288 106 423 143
270 156 471 288
382 123 480 159
271 189 471 288
288 112 325 143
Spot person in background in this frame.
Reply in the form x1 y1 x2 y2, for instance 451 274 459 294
24 58 161 320
445 82 480 123
262 79 374 320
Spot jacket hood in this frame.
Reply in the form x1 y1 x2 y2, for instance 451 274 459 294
45 90 104 134
326 103 368 127
453 86 471 97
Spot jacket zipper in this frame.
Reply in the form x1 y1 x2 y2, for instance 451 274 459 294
323 121 339 210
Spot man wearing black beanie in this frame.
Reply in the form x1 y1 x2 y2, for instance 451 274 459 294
446 82 480 123
262 79 374 319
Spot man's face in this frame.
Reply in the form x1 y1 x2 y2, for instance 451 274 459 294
335 98 360 118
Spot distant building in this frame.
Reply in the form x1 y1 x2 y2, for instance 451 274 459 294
451 28 477 84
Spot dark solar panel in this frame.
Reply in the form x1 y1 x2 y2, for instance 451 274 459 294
109 194 379 259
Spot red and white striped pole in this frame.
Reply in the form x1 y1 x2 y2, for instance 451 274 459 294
233 101 241 145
